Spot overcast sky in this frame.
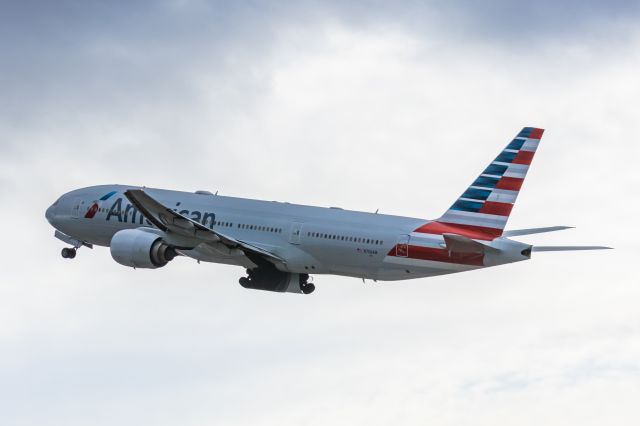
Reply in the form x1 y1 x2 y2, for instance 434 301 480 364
1 1 639 425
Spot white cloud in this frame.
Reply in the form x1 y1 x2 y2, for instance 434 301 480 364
1 3 639 425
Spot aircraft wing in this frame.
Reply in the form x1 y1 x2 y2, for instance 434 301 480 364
124 189 285 265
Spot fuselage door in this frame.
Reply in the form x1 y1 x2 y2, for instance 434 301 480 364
289 222 303 245
72 198 83 219
396 234 410 257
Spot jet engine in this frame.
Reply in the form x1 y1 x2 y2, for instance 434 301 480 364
110 229 177 269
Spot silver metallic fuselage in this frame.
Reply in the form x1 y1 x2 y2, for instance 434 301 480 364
46 184 528 281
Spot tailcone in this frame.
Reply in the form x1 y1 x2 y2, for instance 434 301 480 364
484 237 532 266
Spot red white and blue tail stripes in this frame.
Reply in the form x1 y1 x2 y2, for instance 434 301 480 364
384 127 544 269
434 126 544 237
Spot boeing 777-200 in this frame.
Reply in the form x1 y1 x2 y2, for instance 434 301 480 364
45 127 610 294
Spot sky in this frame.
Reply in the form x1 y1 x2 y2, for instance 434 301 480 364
1 1 639 424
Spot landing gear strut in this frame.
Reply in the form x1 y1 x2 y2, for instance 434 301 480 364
61 247 77 259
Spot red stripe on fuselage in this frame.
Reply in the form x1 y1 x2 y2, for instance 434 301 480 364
479 201 513 216
387 245 484 266
495 177 524 191
413 221 502 240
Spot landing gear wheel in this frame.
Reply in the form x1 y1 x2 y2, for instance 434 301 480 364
301 283 315 294
61 247 76 259
239 277 250 288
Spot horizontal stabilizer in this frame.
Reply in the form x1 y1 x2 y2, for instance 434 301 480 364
532 245 612 252
503 226 574 237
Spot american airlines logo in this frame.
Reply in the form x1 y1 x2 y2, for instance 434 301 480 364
89 192 217 229
84 191 117 218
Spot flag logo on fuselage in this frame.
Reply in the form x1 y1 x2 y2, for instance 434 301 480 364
84 191 117 219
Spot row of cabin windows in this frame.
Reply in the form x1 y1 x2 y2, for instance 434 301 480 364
307 231 383 245
215 221 232 227
238 223 283 233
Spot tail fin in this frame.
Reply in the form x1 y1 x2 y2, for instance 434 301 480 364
437 127 544 238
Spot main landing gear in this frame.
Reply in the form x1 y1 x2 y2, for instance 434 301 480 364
301 276 315 294
61 247 77 259
238 268 315 294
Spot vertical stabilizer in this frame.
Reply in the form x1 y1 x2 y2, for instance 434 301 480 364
435 127 544 238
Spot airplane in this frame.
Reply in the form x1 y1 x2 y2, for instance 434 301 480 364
45 127 610 294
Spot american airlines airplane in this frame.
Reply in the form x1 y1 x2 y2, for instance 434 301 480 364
45 127 609 294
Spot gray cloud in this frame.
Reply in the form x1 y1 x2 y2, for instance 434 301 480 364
1 1 638 425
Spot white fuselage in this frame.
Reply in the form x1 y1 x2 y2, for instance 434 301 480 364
46 185 527 281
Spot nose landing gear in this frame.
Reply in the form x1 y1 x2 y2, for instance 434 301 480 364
61 247 77 259
55 231 92 260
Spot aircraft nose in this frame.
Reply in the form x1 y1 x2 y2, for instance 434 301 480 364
45 203 56 224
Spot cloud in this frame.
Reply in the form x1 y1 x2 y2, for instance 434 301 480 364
1 1 639 425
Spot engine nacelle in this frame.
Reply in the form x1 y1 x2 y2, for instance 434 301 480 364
110 229 176 269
